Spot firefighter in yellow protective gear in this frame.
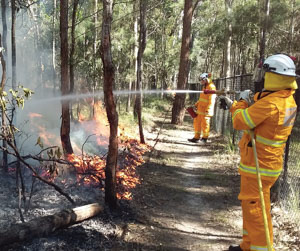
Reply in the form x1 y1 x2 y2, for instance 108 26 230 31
188 73 216 144
219 54 298 251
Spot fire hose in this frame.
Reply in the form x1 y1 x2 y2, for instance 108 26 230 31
249 130 272 251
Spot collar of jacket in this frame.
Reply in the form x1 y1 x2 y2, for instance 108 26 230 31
254 89 295 101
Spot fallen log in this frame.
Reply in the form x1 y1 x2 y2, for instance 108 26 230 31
0 203 103 247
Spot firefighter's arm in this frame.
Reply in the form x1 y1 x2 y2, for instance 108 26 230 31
230 99 274 130
205 85 216 114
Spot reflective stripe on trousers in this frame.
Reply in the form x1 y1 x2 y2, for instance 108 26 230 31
239 176 275 251
193 114 210 139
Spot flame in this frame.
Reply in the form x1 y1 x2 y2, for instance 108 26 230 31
28 112 43 118
77 101 110 146
30 100 151 200
64 138 150 200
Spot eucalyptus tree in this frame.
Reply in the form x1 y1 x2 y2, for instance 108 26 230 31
1 0 7 55
171 0 201 125
100 0 118 209
11 0 16 90
60 0 74 156
1 0 8 171
224 0 233 78
135 0 147 144
70 0 80 95
52 0 57 91
0 34 7 172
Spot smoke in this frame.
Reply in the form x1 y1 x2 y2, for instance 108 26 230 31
0 5 109 158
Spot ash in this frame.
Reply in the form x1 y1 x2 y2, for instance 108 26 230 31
0 168 134 251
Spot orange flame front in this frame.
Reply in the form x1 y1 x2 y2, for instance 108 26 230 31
36 101 150 200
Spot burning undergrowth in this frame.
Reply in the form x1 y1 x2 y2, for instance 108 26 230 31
65 134 150 200
31 100 151 201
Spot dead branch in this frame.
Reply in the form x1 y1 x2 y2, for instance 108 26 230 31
0 203 103 247
2 141 75 204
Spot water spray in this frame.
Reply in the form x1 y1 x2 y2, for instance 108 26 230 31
32 89 241 104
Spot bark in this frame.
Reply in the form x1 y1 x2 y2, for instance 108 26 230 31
100 0 118 209
135 0 147 144
224 0 233 78
259 0 270 61
126 79 132 112
1 0 7 54
171 0 193 124
70 0 79 121
60 0 74 156
0 34 7 172
0 203 103 247
133 0 138 117
52 0 56 94
11 0 16 90
52 0 57 93
70 0 79 95
288 0 295 54
92 0 98 117
1 0 7 171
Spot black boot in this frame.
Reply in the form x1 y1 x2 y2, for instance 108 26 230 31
228 245 242 251
188 138 199 143
198 138 208 145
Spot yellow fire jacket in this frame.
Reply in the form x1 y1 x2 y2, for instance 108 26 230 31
195 79 216 117
230 89 297 181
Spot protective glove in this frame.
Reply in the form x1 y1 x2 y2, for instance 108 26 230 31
218 96 233 110
239 90 253 104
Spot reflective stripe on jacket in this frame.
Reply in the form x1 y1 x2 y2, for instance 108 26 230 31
195 79 216 117
230 89 297 181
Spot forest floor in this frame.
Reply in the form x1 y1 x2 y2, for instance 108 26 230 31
0 110 299 251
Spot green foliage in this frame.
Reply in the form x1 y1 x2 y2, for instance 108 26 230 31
0 86 34 111
13 0 300 102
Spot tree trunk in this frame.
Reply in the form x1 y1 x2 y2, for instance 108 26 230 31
1 0 7 54
256 0 270 93
259 0 270 61
60 0 74 156
0 34 7 172
126 79 132 112
224 0 233 78
133 0 139 118
0 203 103 247
70 0 79 121
52 0 57 94
100 0 118 209
135 0 147 144
1 0 8 172
171 0 193 124
92 0 98 118
70 0 79 95
288 0 295 54
11 0 16 90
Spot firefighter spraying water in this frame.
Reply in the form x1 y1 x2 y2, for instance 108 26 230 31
218 53 298 251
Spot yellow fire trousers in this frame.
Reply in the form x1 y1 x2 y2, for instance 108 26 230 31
193 114 211 139
238 176 276 251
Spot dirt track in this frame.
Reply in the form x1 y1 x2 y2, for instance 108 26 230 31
114 116 243 251
115 114 299 251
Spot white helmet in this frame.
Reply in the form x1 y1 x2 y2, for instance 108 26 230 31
263 54 296 77
199 72 211 81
